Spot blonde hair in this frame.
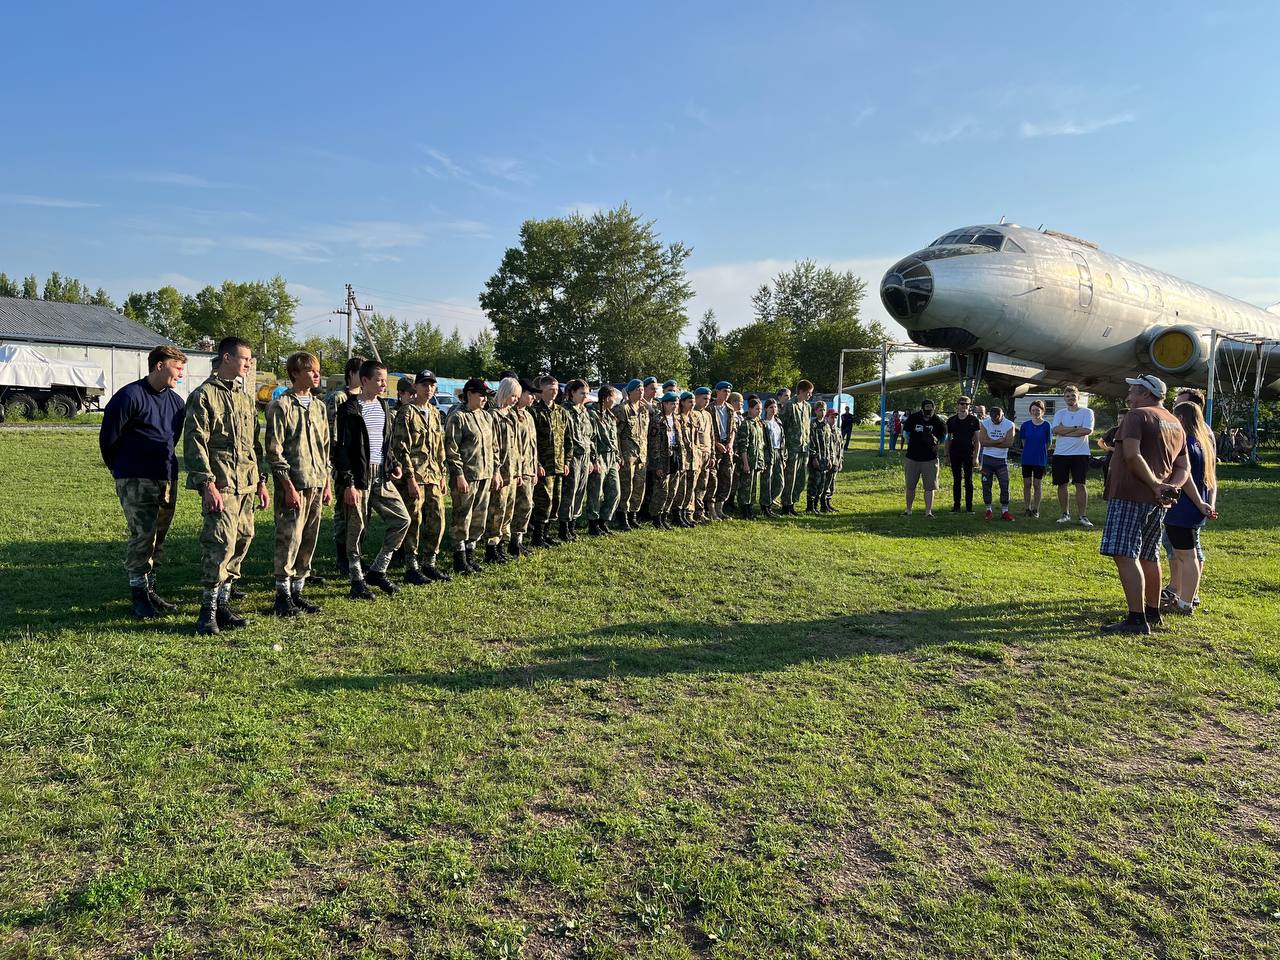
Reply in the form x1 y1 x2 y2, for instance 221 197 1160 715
1174 401 1216 491
494 376 521 408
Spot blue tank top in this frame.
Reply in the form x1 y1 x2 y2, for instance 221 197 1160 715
1165 438 1209 527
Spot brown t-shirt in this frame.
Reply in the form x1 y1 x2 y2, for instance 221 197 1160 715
1104 405 1186 503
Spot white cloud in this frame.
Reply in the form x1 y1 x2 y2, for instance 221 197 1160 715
435 219 492 239
2 194 100 208
562 202 602 218
914 117 980 145
137 172 229 188
420 146 466 179
236 236 332 262
479 156 533 184
1018 112 1135 138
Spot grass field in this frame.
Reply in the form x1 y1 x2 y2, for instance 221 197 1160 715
1 429 1277 959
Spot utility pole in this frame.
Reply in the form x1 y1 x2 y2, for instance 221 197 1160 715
332 284 376 360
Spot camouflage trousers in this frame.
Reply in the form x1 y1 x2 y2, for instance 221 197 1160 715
586 455 620 521
736 467 761 509
273 485 323 581
783 448 808 507
651 459 676 516
713 450 735 506
451 477 491 546
532 471 564 525
199 488 256 588
115 478 176 581
345 481 410 574
559 454 590 522
671 469 694 513
512 476 536 536
485 478 516 545
618 456 647 513
693 461 714 517
762 454 785 506
807 466 831 501
397 479 446 563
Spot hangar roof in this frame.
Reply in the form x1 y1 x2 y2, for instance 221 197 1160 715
0 296 175 350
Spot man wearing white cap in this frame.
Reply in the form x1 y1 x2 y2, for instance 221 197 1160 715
1099 374 1189 635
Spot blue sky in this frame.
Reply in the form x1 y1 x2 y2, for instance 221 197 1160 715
3 0 1278 354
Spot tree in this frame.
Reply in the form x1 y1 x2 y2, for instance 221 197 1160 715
21 275 38 299
466 329 499 378
481 203 693 382
889 353 964 414
398 320 446 374
88 287 114 308
42 272 65 301
295 336 347 376
437 329 469 377
353 312 408 366
720 321 800 395
0 273 17 298
125 286 191 343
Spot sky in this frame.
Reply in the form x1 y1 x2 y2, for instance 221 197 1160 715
3 0 1278 367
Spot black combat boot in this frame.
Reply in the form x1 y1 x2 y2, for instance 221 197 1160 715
614 511 630 532
146 573 177 612
599 517 613 535
588 519 603 536
216 600 248 631
661 512 674 530
273 587 300 618
804 496 815 513
495 542 510 563
653 513 665 530
366 569 401 595
291 587 321 613
403 563 431 586
350 578 376 600
465 543 481 572
761 504 776 518
824 496 837 512
424 555 451 581
485 542 501 563
509 535 523 558
743 504 756 520
679 510 694 528
390 546 405 569
544 522 561 546
196 598 219 635
530 525 548 549
130 585 161 619
230 584 247 600
628 511 640 530
336 543 350 577
559 520 571 543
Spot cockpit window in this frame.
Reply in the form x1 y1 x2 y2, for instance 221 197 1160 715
1002 237 1025 253
972 230 1004 251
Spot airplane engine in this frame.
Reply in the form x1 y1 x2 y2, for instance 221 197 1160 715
1147 325 1210 376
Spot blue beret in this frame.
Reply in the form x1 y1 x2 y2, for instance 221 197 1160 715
660 391 679 403
624 378 643 392
714 380 732 390
662 379 677 389
693 386 711 396
642 376 657 386
679 390 693 400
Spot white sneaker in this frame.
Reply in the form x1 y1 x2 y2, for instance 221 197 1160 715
1078 516 1094 528
1056 513 1072 524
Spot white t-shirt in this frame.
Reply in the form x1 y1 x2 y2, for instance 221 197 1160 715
981 417 1014 459
361 400 386 465
1052 406 1094 456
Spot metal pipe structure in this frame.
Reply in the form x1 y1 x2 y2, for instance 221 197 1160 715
833 343 937 454
1205 329 1219 427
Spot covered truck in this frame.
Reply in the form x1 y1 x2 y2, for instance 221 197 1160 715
0 344 107 420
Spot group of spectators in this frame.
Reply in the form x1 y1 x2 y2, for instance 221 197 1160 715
893 376 1219 633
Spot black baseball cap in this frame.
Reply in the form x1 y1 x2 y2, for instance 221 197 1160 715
415 369 437 385
463 377 495 397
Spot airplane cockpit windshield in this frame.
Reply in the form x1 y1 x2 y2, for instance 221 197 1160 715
928 228 1025 254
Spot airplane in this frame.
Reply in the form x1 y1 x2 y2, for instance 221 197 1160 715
850 222 1280 404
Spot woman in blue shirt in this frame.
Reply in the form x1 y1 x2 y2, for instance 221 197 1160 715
1018 400 1052 517
1163 401 1217 614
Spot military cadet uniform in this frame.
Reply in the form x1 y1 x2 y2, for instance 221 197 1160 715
780 393 813 513
264 387 330 616
335 392 411 598
734 412 766 518
690 388 716 523
483 404 517 562
638 377 662 520
530 394 569 546
509 400 539 554
585 401 621 534
325 383 357 573
389 382 450 585
672 393 700 527
647 393 682 529
444 384 497 574
806 407 833 512
615 379 649 530
709 383 738 519
184 372 265 634
821 413 842 511
761 412 786 516
558 399 595 540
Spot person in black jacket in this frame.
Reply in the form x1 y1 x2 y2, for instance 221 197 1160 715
333 359 410 599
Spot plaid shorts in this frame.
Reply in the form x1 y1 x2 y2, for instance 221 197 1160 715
1099 498 1167 561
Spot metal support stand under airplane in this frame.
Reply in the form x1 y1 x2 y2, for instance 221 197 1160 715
954 350 988 401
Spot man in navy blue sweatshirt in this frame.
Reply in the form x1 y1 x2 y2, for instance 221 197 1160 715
98 344 189 618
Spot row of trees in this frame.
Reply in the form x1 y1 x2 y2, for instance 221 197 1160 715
0 271 115 308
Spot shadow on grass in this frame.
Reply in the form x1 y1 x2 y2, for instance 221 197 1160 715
296 599 1086 694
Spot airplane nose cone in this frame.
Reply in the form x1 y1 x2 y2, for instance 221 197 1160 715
881 257 932 322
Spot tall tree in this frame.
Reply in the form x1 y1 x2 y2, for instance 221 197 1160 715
720 320 800 394
174 276 297 371
398 319 446 373
0 273 17 298
125 286 191 343
466 329 499 378
437 329 469 377
21 275 38 299
295 335 347 376
688 309 729 387
353 312 408 366
42 272 65 301
88 287 114 308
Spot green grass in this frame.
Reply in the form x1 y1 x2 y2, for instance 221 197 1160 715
0 429 1277 959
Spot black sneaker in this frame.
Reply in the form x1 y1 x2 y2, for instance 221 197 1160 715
1101 618 1151 635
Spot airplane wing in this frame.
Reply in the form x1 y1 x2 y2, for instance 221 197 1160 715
844 361 954 395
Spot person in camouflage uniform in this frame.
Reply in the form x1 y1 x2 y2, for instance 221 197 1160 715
558 378 595 541
389 369 451 586
671 391 699 527
638 376 661 520
760 397 785 517
325 355 365 576
585 384 621 535
647 391 681 529
264 351 331 618
508 382 539 556
691 386 716 523
708 381 737 520
445 378 498 575
614 378 648 531
734 395 766 519
821 407 842 512
806 399 833 512
530 375 569 548
483 377 520 563
184 336 269 635
781 379 815 514
726 391 746 510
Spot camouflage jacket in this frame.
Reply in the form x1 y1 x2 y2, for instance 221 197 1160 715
675 411 702 473
781 397 812 452
389 402 446 486
647 409 682 470
709 402 737 454
735 417 766 470
761 418 785 465
184 374 263 493
590 406 620 467
808 419 830 464
513 407 538 479
615 398 649 461
692 408 715 465
444 405 496 482
264 389 330 490
530 398 568 472
562 402 594 460
325 386 354 445
489 407 517 482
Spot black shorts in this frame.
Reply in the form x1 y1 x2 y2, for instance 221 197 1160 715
1163 523 1200 551
1021 463 1045 479
1052 454 1090 485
